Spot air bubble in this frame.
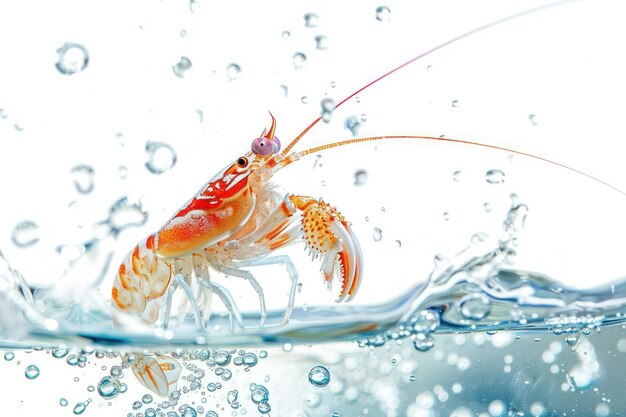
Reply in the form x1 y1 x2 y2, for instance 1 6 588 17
70 164 95 194
458 293 492 320
4 352 15 361
258 402 271 414
55 43 89 75
413 333 434 352
354 169 368 186
452 170 462 181
528 114 538 125
226 63 241 81
411 309 440 334
451 100 459 107
11 221 40 247
485 169 505 184
308 365 331 387
372 227 382 242
60 398 68 407
108 196 148 232
375 6 391 22
242 353 258 367
97 376 120 399
251 385 269 404
172 56 192 78
293 53 307 69
25 364 40 379
145 141 177 174
72 400 90 415
283 343 293 352
304 13 319 27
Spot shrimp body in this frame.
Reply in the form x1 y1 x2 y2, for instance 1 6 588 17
112 115 363 332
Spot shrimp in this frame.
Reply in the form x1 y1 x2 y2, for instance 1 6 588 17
112 0 624 397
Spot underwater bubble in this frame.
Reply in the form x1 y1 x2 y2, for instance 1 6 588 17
372 227 382 242
293 52 307 69
11 220 40 247
206 412 218 417
345 115 362 136
108 196 148 231
282 30 291 39
304 12 319 27
443 212 450 221
145 141 177 174
308 365 331 387
55 43 89 75
315 35 329 50
458 293 492 321
214 350 231 366
126 353 138 365
451 100 459 107
258 402 271 414
528 114 538 125
301 96 309 104
221 368 232 381
142 394 153 404
485 169 506 184
283 343 293 352
97 376 120 399
353 169 368 186
70 164 95 194
413 333 434 352
24 364 40 379
4 351 15 361
132 401 142 410
60 398 68 406
227 389 238 405
452 170 462 181
145 408 157 417
110 365 123 377
411 309 440 334
251 385 269 404
172 56 192 78
242 352 258 367
181 407 198 417
375 6 391 21
234 356 243 366
226 63 241 81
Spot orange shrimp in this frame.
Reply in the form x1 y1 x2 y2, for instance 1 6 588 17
111 0 624 396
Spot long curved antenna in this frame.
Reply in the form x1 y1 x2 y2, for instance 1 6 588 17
277 135 626 197
280 0 579 157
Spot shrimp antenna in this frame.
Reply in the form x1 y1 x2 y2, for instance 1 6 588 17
276 135 626 197
280 0 578 157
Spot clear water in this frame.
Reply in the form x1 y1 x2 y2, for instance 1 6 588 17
1 1 626 416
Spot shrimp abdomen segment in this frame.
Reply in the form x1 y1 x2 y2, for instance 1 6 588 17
289 195 363 302
112 234 172 318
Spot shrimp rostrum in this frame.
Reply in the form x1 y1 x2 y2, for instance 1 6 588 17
112 114 363 331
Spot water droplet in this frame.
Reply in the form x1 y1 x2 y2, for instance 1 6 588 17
24 364 40 379
258 402 271 414
458 293 492 320
73 401 88 415
60 398 68 407
108 196 148 231
293 52 307 69
315 35 329 50
413 333 434 352
132 401 142 410
304 13 319 27
181 406 198 417
375 6 391 22
451 100 459 107
226 63 241 81
11 221 40 247
145 141 177 174
97 376 120 399
172 56 192 78
282 343 293 352
321 97 335 123
55 43 89 75
353 169 368 186
344 116 362 136
485 169 505 184
142 393 153 404
70 164 95 194
308 365 331 387
372 227 382 242
4 352 15 361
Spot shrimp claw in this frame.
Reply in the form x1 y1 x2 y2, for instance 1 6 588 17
290 196 363 302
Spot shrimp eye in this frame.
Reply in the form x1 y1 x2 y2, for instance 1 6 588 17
251 137 274 156
237 157 248 167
